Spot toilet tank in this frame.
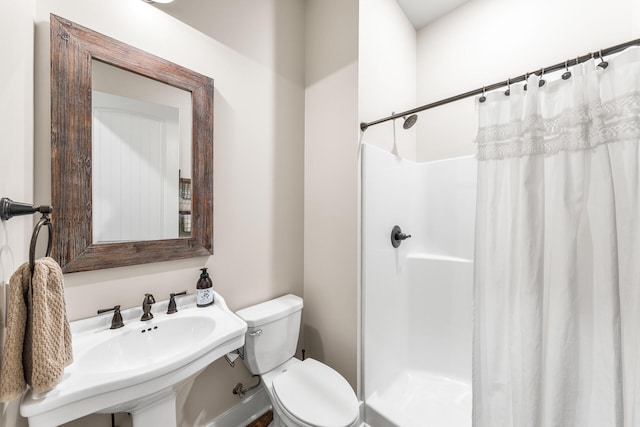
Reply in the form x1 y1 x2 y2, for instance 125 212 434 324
236 294 303 375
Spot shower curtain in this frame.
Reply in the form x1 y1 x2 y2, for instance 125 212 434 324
473 48 640 427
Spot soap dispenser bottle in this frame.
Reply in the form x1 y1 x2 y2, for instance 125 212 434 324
196 267 214 307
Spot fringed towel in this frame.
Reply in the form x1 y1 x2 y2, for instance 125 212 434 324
0 257 72 402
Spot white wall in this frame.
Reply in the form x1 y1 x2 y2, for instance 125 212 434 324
304 0 360 391
416 0 640 161
359 0 417 159
27 1 305 426
0 0 35 290
1 2 35 426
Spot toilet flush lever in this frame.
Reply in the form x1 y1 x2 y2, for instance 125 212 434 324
249 329 263 337
391 225 412 248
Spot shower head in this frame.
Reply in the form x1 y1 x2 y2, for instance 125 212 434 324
402 114 418 129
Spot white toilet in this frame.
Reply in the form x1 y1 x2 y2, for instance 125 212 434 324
236 294 359 427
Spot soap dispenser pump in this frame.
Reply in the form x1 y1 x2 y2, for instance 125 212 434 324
196 267 214 307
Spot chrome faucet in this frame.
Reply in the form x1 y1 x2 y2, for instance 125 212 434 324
141 293 156 321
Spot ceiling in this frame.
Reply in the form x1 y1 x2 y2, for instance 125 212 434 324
396 0 471 30
154 0 471 33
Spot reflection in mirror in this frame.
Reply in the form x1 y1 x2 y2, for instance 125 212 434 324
92 91 180 242
50 14 214 273
91 61 192 243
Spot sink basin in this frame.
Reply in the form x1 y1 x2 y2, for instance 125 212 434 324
76 315 217 375
21 291 247 427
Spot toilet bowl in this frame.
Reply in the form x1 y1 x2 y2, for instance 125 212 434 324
236 295 359 427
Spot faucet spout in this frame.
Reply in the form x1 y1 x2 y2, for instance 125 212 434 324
141 293 156 321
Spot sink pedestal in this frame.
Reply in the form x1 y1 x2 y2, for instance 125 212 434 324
129 388 177 427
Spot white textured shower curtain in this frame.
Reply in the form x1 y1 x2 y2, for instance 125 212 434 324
473 48 640 427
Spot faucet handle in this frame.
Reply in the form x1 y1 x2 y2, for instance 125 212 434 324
97 305 124 329
391 225 412 248
167 291 187 314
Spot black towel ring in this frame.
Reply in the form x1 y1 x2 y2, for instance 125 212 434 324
0 197 53 274
29 213 53 274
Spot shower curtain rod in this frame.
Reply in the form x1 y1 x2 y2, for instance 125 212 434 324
360 37 640 131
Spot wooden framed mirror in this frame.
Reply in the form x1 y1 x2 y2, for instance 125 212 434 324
50 14 213 273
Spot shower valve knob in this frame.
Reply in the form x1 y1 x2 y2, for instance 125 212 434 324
391 225 411 248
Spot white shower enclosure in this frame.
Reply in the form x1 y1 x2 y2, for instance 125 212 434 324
361 143 476 426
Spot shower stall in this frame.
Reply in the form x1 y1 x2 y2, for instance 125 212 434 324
361 143 476 426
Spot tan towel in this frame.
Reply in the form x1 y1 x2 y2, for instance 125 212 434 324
0 257 72 402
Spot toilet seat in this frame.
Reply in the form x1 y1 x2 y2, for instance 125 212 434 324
272 358 359 427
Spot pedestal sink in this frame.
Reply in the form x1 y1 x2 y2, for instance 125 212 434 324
20 291 247 427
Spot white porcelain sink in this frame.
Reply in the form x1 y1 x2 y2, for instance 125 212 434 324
21 291 247 427
75 315 217 375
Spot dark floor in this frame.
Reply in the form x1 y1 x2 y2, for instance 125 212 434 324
247 410 273 427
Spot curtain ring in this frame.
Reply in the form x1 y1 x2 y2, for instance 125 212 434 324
479 86 486 103
539 67 546 87
505 78 511 96
524 72 529 91
562 59 572 80
598 49 609 69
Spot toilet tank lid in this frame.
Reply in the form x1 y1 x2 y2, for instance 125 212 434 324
236 294 303 327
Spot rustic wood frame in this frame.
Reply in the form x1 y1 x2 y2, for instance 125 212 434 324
50 14 214 273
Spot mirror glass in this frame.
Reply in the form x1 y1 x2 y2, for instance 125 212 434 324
50 14 214 273
91 61 192 243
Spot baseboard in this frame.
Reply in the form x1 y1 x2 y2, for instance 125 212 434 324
206 387 271 427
